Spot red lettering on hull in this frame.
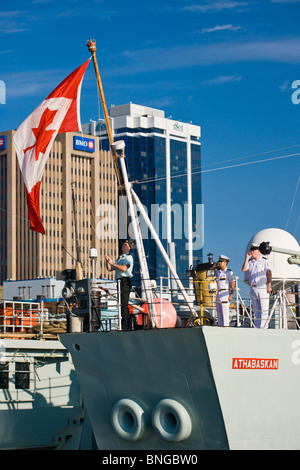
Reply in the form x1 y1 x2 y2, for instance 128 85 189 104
232 358 279 370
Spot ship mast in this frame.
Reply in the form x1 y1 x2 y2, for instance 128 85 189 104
86 39 121 187
86 38 198 323
86 38 158 326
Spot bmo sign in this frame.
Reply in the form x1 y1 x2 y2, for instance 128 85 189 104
73 136 95 153
0 135 7 150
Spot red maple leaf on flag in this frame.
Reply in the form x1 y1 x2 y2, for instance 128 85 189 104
24 107 58 160
13 58 90 234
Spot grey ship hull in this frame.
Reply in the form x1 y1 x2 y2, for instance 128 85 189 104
61 326 300 450
0 338 94 449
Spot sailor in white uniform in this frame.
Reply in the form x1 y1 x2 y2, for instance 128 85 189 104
213 255 236 327
242 244 272 329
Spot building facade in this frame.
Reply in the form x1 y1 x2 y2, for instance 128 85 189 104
83 103 203 285
0 130 118 285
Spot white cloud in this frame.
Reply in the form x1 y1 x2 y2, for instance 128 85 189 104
279 80 292 92
0 11 26 17
0 28 30 34
202 74 242 85
201 24 243 33
108 38 300 77
31 0 55 3
3 69 73 98
270 0 300 3
3 65 96 100
0 10 30 34
183 1 251 12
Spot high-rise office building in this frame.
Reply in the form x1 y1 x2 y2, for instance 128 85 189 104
0 130 118 285
83 103 203 285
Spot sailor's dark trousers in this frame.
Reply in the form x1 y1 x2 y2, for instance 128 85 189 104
119 277 132 330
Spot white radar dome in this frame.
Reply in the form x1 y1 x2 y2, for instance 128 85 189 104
244 228 300 287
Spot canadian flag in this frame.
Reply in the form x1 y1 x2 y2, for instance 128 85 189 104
13 58 90 234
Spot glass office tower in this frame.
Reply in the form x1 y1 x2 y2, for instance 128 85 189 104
83 103 203 285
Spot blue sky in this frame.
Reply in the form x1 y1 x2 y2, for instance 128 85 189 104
0 0 300 279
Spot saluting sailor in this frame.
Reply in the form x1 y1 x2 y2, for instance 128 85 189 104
212 255 236 327
242 244 272 329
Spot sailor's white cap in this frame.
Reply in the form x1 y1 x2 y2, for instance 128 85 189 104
219 255 230 262
250 243 260 250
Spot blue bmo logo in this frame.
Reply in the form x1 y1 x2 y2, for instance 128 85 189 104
73 136 95 152
0 136 7 149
